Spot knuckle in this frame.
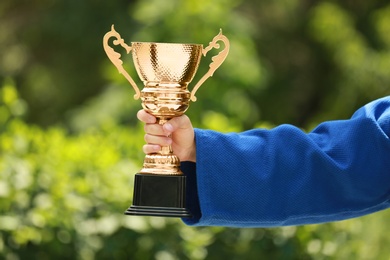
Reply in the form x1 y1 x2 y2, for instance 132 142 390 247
174 115 188 128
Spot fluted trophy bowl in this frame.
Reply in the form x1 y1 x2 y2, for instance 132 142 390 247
133 42 203 119
103 25 229 217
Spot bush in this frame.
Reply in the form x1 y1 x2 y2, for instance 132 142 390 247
2 83 390 260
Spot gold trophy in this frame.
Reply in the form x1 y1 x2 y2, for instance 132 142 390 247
103 25 229 217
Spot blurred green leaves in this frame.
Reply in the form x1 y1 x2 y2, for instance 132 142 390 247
306 2 390 126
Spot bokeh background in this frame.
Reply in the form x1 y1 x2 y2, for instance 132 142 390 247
1 0 390 259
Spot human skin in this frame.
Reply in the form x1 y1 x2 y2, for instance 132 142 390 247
137 110 197 162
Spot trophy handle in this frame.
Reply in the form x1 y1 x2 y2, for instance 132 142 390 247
190 29 230 102
103 25 141 100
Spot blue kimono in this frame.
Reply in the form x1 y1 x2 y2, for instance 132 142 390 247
181 96 390 227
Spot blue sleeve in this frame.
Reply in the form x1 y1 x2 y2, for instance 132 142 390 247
182 96 390 227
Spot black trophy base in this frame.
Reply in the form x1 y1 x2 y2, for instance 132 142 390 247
125 173 191 218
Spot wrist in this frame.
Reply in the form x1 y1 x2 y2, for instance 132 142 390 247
188 144 196 162
181 142 196 162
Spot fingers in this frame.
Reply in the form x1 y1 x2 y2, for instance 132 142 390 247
138 110 170 147
142 131 172 154
138 109 190 137
144 133 171 146
142 144 161 154
144 123 166 136
137 109 156 124
137 109 195 161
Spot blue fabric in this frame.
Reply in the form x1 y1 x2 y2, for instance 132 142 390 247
181 96 390 227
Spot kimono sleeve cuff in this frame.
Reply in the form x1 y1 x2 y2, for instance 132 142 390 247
180 161 202 225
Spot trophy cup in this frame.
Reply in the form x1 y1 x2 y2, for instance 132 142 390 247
103 25 229 217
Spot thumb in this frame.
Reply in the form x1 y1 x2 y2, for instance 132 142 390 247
163 115 191 135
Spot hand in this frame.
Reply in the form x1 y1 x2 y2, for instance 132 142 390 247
137 110 196 162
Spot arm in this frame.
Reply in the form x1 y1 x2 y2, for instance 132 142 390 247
138 96 390 227
183 96 390 227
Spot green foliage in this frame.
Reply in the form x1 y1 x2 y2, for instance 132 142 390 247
2 68 390 260
0 0 138 127
307 2 390 126
1 0 390 259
